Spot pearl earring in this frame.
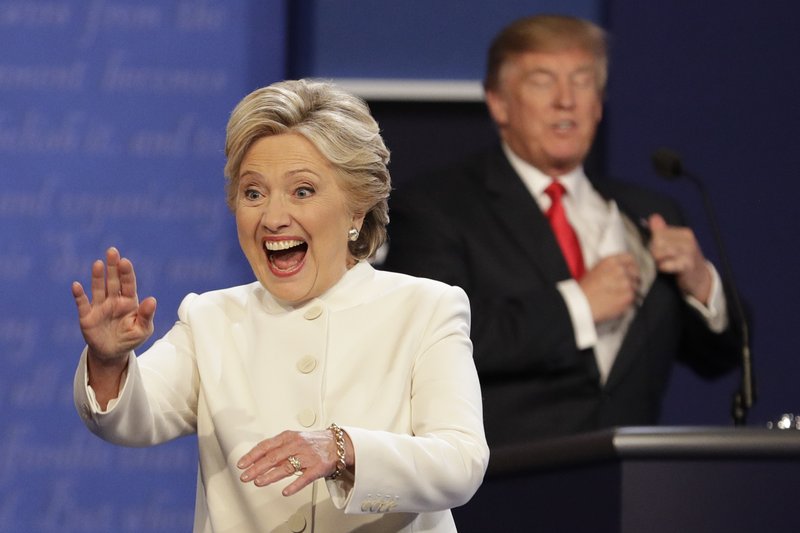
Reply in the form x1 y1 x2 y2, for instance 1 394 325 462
348 228 359 241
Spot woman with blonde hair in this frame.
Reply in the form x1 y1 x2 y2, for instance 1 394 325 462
72 79 488 532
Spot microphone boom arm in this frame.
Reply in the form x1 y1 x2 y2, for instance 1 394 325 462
651 148 755 426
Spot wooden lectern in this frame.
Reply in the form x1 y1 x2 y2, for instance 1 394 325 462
453 427 800 533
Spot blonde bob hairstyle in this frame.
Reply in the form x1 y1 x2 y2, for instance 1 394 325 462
224 79 391 261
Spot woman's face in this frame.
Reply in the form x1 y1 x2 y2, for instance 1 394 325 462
235 133 362 305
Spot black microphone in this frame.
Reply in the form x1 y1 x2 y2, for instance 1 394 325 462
651 147 686 181
650 147 755 426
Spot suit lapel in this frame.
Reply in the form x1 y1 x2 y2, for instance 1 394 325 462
481 148 571 282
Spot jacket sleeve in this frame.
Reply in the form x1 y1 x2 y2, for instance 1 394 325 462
73 294 201 447
327 285 490 514
613 187 745 379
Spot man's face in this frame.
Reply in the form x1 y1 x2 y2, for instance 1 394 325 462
486 48 604 177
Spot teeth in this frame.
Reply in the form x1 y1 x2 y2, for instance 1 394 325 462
555 120 574 130
264 239 304 251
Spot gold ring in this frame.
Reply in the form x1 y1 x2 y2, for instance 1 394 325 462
288 455 302 475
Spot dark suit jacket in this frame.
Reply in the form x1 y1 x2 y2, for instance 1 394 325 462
382 145 743 447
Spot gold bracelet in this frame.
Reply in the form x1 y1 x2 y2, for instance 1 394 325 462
326 423 347 480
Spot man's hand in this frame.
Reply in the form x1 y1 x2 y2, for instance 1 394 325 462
648 214 712 304
579 253 640 323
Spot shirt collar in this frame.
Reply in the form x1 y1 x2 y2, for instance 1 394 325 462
501 142 589 206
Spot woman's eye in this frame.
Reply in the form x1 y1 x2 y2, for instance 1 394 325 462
243 188 261 201
296 186 314 198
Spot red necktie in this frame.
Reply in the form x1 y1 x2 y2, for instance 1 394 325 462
544 181 585 279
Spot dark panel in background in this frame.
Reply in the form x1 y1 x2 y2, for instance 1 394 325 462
368 100 606 187
604 2 800 426
368 101 496 186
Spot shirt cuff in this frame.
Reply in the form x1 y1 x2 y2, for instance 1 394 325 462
684 261 729 333
557 279 597 349
82 350 130 413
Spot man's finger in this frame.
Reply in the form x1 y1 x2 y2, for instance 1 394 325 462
648 213 668 232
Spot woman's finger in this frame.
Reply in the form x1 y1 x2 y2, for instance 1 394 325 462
72 281 92 319
280 466 315 497
138 296 158 327
239 447 288 483
90 259 107 304
238 430 295 468
105 247 122 297
118 257 138 299
249 453 318 497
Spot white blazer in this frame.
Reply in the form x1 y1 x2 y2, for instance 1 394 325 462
74 262 489 532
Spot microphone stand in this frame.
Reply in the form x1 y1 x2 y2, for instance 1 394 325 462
677 170 754 425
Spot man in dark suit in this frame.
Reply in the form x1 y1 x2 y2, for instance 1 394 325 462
382 14 743 447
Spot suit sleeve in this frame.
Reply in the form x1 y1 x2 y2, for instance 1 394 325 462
73 294 201 446
328 285 490 514
675 276 745 378
614 188 744 378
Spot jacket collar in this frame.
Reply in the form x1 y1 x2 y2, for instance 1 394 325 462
255 261 376 314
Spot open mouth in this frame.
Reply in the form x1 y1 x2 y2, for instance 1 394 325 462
553 119 576 132
264 239 308 274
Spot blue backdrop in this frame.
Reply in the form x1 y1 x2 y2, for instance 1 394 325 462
0 1 284 530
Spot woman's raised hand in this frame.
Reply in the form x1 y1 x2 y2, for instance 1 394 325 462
71 247 157 362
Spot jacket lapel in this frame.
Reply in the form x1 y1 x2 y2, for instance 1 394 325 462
481 147 571 282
